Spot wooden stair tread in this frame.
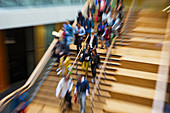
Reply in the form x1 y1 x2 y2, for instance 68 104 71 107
121 54 160 65
136 17 167 24
27 103 45 113
47 71 116 86
127 32 165 39
110 82 155 100
70 57 121 66
130 37 164 43
114 67 157 81
69 53 121 61
132 27 166 34
44 76 112 92
41 80 111 98
113 47 161 58
104 98 151 113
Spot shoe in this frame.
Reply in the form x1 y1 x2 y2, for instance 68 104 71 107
91 78 94 83
100 47 104 49
94 77 97 83
56 67 60 72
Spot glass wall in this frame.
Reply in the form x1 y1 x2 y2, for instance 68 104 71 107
0 0 86 9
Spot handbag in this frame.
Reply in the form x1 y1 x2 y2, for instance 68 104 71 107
96 11 99 21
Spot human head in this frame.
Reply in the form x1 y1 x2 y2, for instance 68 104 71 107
63 24 67 30
64 74 69 81
92 48 97 55
86 15 89 20
91 29 95 35
102 21 105 25
77 74 82 82
78 11 82 17
86 45 90 50
66 20 70 25
108 24 112 30
77 23 81 28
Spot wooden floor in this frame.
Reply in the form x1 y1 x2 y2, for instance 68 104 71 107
27 7 169 113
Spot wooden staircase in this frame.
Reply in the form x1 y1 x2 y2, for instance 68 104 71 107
27 5 169 113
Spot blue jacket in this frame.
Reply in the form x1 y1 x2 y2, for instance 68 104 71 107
73 26 85 36
84 18 93 33
75 76 90 93
65 24 73 37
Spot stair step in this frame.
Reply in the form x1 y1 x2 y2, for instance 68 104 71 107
47 71 115 86
132 27 166 35
127 32 165 39
110 82 154 104
104 98 151 113
44 76 112 92
114 67 157 88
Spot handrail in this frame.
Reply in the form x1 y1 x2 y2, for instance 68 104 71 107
0 0 90 112
90 36 118 111
67 34 89 77
90 0 136 112
120 0 136 34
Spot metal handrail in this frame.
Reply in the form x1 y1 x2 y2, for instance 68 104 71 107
120 0 136 35
0 0 90 112
66 35 89 77
90 0 136 112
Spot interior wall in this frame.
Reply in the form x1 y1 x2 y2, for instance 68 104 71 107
0 30 9 92
34 25 46 65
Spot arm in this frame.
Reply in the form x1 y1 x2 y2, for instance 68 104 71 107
85 81 90 96
74 81 79 94
73 26 78 34
68 78 73 92
79 27 85 36
102 28 107 37
56 78 63 98
97 23 101 31
70 25 73 37
97 54 101 68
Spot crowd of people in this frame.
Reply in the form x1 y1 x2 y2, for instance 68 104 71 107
54 0 124 113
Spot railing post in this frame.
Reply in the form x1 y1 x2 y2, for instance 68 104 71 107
76 59 78 75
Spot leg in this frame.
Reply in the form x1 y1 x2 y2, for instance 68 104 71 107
98 1 101 11
82 61 85 71
93 66 97 78
65 91 72 109
77 44 79 54
80 94 83 113
81 93 86 113
85 62 89 76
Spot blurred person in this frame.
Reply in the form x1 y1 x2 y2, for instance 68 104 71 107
102 24 112 52
112 13 121 36
77 11 85 26
64 20 73 54
56 53 71 76
98 0 101 11
89 29 98 49
102 8 113 25
74 74 90 113
105 0 112 11
56 75 73 110
12 92 30 113
90 48 101 83
89 0 96 18
53 41 65 63
80 45 91 77
97 20 107 49
84 16 93 45
73 23 85 54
